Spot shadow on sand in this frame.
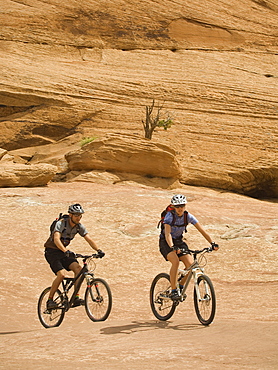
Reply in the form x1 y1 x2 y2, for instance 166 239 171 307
100 320 205 335
0 329 39 336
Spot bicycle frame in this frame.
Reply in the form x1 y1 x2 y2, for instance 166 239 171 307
150 246 216 324
178 261 205 301
156 254 208 303
60 258 94 310
38 252 112 328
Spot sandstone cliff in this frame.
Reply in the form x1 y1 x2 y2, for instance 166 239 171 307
0 0 277 197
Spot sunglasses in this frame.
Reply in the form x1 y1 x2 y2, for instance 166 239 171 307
72 213 82 217
174 204 186 208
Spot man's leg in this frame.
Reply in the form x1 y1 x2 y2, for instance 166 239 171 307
69 261 82 286
49 269 66 299
69 262 84 306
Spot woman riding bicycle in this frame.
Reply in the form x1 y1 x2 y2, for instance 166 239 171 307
159 194 218 300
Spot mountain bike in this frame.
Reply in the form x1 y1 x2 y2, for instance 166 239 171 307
38 253 112 328
150 247 216 325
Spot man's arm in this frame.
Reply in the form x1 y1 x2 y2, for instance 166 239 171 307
84 233 99 252
53 232 67 253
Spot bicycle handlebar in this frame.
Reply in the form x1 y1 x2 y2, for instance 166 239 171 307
74 253 101 260
188 246 214 254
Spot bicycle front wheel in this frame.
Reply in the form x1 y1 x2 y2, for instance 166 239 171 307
194 274 216 326
37 287 65 328
85 278 112 321
150 273 176 321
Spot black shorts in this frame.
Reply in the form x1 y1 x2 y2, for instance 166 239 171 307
44 248 78 274
159 237 190 261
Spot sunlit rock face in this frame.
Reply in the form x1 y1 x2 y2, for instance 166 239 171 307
65 133 181 178
0 163 57 187
0 0 277 196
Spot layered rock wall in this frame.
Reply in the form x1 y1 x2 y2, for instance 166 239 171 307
0 0 277 196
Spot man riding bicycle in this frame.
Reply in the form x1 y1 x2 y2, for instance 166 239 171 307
44 203 105 310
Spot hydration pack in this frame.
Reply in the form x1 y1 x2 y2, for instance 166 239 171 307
157 205 188 232
50 213 69 233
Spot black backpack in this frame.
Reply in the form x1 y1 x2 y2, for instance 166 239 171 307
157 205 188 232
50 213 69 234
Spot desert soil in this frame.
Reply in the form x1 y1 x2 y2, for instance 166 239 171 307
0 182 277 369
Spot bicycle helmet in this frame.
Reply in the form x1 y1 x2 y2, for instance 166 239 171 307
171 194 187 206
68 203 85 214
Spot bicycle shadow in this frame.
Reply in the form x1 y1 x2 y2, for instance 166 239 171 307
0 329 38 336
100 320 204 335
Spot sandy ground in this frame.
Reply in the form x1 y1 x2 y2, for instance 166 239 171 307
0 182 277 369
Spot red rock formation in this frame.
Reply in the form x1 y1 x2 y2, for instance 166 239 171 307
0 0 277 196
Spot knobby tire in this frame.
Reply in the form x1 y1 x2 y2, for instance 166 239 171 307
37 287 65 328
85 278 112 321
193 274 216 326
150 272 176 321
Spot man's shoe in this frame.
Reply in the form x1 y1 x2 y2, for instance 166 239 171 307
47 299 58 310
170 290 180 301
72 297 85 307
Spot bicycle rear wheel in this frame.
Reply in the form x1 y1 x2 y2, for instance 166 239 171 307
37 287 65 328
150 272 176 321
85 278 112 321
194 274 216 326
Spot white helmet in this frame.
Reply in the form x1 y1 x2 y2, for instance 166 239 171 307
171 194 187 206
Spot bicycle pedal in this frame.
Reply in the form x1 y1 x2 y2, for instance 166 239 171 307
72 298 85 307
72 302 81 307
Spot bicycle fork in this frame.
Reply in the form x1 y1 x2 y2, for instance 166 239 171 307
192 268 209 302
85 273 101 303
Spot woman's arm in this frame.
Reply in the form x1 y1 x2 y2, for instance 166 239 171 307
193 222 213 244
164 224 174 248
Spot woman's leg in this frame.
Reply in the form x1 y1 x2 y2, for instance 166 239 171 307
179 254 194 286
167 251 180 289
